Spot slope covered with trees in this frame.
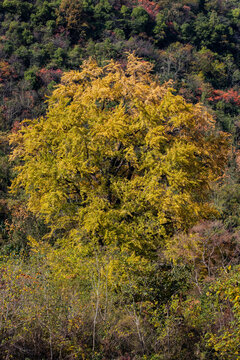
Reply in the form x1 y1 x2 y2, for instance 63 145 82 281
0 0 238 247
0 0 240 359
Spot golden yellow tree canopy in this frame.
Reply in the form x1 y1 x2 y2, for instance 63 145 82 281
10 54 229 255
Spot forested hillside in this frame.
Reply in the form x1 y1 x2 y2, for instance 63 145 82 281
0 0 240 359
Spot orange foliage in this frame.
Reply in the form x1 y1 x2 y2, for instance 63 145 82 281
208 89 240 106
137 0 160 18
0 61 16 82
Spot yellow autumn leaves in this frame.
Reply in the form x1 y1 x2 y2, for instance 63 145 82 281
10 54 229 255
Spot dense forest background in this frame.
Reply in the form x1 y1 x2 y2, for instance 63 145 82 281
0 0 240 359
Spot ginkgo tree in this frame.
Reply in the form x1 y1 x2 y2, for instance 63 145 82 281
10 54 229 256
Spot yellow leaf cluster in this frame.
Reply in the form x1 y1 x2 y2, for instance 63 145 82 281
10 54 229 255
